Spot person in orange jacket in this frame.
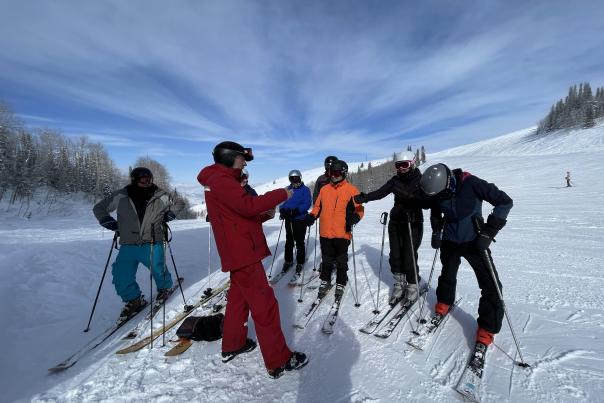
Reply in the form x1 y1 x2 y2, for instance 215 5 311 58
304 160 364 301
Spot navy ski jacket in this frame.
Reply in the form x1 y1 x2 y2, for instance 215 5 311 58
431 169 513 243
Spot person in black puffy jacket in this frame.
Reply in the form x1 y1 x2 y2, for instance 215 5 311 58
354 151 427 306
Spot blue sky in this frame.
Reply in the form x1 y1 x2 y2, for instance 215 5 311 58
1 0 603 185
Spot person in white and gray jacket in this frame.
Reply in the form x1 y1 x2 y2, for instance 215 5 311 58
93 167 184 319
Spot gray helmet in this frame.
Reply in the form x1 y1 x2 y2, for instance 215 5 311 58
420 163 451 196
288 169 302 179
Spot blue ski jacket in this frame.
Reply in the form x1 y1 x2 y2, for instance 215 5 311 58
280 183 312 220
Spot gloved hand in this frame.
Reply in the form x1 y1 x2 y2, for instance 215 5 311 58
473 215 506 251
304 213 316 227
431 231 442 249
100 216 118 232
164 210 177 222
279 208 290 220
345 212 361 232
353 192 368 204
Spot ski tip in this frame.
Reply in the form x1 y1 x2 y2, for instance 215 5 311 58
48 364 70 373
293 324 304 330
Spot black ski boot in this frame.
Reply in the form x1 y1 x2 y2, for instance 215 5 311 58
268 351 309 379
119 295 148 321
281 261 293 273
317 280 331 299
295 263 303 273
221 338 257 363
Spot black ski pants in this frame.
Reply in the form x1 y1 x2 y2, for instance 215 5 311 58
436 240 504 333
284 219 307 264
388 220 423 284
319 237 350 286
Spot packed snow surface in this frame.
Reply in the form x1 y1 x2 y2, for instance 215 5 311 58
1 126 603 402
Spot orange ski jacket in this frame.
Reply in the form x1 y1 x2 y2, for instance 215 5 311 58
310 179 364 240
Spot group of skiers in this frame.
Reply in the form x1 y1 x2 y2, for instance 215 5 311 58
92 139 513 380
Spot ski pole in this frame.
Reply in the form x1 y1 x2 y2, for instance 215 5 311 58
268 219 284 279
164 224 192 311
205 225 212 295
407 219 421 333
351 231 361 307
482 249 530 368
373 212 388 314
417 247 439 324
472 217 530 368
83 232 118 332
313 223 318 271
150 223 155 349
298 225 312 303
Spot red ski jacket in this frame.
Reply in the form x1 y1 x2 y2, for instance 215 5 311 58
198 163 288 272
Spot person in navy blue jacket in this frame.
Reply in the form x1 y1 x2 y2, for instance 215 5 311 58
420 163 513 350
279 170 312 276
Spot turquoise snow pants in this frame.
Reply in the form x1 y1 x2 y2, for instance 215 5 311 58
111 243 173 302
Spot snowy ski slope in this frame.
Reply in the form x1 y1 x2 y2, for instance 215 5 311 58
1 125 603 402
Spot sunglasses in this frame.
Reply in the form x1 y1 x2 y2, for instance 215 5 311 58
138 176 153 184
289 176 301 183
329 170 343 177
240 148 254 161
395 161 413 170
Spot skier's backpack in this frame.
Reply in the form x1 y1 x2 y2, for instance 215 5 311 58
175 313 224 341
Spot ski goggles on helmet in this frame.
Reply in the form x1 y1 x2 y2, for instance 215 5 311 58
238 147 254 161
395 160 414 170
329 170 344 178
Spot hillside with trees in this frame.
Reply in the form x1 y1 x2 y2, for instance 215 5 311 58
536 83 604 134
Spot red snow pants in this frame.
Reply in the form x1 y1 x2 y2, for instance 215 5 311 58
221 261 292 370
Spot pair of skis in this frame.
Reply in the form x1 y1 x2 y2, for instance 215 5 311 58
115 281 230 355
48 278 186 372
404 298 485 402
359 285 428 338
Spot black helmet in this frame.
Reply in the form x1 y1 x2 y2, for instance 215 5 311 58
324 155 338 171
130 167 153 184
420 163 452 196
213 141 254 167
329 160 348 180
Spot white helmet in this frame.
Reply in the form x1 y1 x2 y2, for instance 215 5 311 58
394 151 416 164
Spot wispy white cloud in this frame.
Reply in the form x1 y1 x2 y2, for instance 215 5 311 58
1 0 603 182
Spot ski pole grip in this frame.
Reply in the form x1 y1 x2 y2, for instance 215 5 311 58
380 212 388 225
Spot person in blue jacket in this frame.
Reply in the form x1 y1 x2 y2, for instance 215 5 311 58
420 163 513 352
278 170 312 276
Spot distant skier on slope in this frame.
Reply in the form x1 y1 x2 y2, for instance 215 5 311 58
197 141 307 379
278 169 312 279
420 163 513 359
305 160 364 302
93 167 184 320
565 171 572 187
354 151 428 306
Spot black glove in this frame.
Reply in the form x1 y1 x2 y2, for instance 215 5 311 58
353 192 368 204
164 210 177 222
304 214 316 227
279 208 290 220
431 231 442 249
99 216 118 232
473 215 506 251
345 212 361 232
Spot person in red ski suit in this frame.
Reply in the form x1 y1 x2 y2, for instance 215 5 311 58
197 141 307 379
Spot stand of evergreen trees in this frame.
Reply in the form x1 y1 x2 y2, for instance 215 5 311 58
536 83 604 134
0 101 196 218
